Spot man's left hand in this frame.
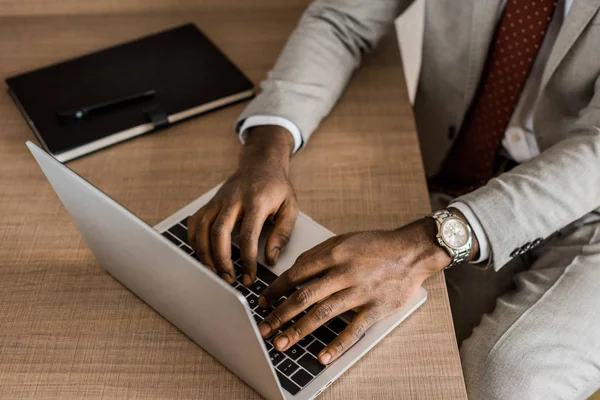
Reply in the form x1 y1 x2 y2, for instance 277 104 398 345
257 218 456 365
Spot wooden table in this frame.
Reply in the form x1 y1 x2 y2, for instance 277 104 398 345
0 5 467 399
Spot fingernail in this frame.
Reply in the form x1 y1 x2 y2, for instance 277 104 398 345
319 351 332 364
271 247 281 263
242 274 253 286
274 335 289 350
258 296 269 308
259 323 270 337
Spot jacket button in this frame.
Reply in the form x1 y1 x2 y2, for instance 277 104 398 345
532 238 543 246
510 248 520 258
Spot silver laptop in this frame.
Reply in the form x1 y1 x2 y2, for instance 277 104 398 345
27 141 427 400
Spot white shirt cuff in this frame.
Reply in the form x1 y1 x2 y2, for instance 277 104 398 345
450 202 490 263
238 115 303 153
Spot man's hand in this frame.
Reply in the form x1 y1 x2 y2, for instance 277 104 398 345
257 218 468 365
188 126 298 286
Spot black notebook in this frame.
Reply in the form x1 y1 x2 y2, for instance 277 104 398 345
6 24 254 162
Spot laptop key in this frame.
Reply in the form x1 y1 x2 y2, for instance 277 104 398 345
231 246 240 262
291 369 313 388
298 353 325 376
247 294 260 309
248 280 267 296
314 326 337 344
298 334 314 348
162 231 181 246
253 314 263 324
277 359 299 377
235 284 251 297
256 306 272 319
179 244 194 255
269 349 285 366
264 340 273 351
180 217 189 228
256 264 278 284
284 344 304 361
306 340 325 358
276 371 301 395
169 224 189 245
327 317 348 334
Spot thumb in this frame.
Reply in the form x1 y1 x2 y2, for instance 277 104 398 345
265 199 299 265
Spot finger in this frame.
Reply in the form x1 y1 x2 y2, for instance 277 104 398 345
192 206 220 274
271 288 359 351
318 308 381 365
258 237 340 308
211 204 241 284
238 205 270 286
188 205 219 252
258 273 351 339
265 198 299 265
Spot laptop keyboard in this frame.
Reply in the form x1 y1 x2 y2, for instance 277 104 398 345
162 217 349 395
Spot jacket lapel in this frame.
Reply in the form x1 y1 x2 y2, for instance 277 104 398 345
541 0 600 88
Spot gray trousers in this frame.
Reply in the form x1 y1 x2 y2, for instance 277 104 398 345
431 194 600 399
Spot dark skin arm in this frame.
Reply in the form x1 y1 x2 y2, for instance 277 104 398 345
258 211 478 365
187 126 297 285
190 127 479 365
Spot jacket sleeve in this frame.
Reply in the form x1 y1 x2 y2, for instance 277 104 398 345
236 0 412 145
455 74 600 270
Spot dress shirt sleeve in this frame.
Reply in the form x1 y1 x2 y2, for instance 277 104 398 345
450 202 491 264
238 115 303 153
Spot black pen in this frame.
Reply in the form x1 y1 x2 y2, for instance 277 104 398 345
56 89 156 122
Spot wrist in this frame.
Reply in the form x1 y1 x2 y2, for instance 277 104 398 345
393 218 452 276
416 218 454 274
240 125 294 175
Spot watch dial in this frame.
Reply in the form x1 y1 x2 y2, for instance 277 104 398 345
442 219 469 248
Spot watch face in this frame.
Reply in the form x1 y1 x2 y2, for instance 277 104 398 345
441 219 470 249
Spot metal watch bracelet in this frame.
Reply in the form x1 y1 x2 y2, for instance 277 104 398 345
429 209 471 269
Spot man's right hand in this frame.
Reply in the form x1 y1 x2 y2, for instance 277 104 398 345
188 125 299 286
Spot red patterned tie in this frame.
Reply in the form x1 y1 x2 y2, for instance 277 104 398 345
431 0 558 195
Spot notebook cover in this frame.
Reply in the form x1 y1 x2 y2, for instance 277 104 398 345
6 23 254 160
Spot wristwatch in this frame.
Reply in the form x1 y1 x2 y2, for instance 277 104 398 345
428 209 473 269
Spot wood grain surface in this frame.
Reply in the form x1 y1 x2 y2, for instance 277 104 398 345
0 0 313 16
0 7 467 399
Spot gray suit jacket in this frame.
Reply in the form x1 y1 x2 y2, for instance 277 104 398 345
238 0 600 270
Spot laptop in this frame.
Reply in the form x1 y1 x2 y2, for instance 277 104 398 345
27 141 427 400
